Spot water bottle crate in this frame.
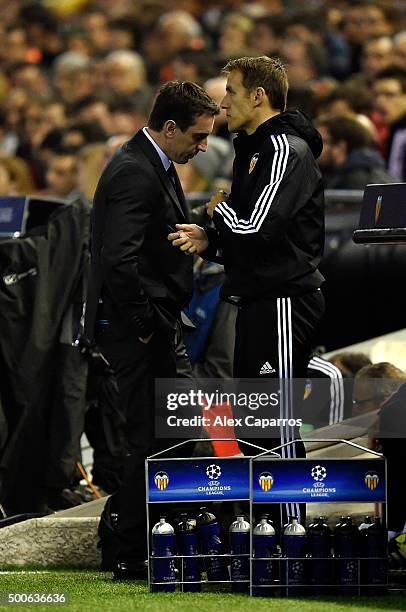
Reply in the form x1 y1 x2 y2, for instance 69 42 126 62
146 439 388 596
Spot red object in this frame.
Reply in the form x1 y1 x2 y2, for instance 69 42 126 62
202 402 242 457
26 47 42 64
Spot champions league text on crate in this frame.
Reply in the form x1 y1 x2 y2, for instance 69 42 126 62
148 458 250 502
154 378 335 438
252 459 386 503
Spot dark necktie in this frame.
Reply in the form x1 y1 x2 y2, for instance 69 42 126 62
167 162 182 202
167 162 177 186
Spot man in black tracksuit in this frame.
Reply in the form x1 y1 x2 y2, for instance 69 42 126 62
169 56 325 523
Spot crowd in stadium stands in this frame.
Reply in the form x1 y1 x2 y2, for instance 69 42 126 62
1 0 406 542
0 0 406 198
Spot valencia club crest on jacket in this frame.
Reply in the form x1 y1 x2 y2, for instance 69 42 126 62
249 153 259 174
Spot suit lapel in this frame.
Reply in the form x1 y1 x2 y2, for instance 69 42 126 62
126 131 187 220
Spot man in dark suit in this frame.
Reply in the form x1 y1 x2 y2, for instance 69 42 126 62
84 81 219 578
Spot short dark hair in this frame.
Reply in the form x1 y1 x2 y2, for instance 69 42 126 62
329 351 372 376
148 81 219 132
222 56 288 112
375 65 406 93
317 115 374 151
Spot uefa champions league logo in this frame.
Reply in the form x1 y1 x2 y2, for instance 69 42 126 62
197 463 231 496
311 465 327 482
303 464 336 498
206 464 222 480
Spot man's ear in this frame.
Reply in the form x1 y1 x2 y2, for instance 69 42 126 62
164 120 177 138
253 87 266 106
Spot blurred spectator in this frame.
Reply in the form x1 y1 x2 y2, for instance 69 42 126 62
73 95 114 136
218 13 254 58
102 50 148 98
38 129 65 165
1 26 29 67
358 36 394 86
0 158 16 195
352 362 405 417
11 63 52 100
393 31 406 68
0 155 34 195
172 49 217 85
62 120 108 149
16 98 58 187
22 99 54 151
329 352 372 378
64 25 95 57
43 148 80 200
53 51 95 106
327 351 373 420
0 109 18 156
374 66 406 180
250 14 286 56
109 17 141 51
18 1 64 68
157 10 205 57
317 114 395 189
144 9 207 83
342 1 394 73
281 38 328 90
203 75 230 140
2 88 29 145
109 97 151 137
80 9 112 56
44 101 68 132
317 83 373 119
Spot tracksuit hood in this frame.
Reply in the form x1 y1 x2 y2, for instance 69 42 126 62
236 110 323 160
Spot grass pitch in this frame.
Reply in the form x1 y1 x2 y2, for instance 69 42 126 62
0 571 405 612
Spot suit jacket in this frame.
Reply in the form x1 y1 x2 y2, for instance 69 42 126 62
84 130 193 342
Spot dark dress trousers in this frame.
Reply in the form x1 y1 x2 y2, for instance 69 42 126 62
84 130 193 562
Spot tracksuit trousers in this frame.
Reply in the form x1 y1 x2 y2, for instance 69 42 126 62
234 289 325 525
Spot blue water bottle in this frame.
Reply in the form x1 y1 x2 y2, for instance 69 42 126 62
359 517 387 595
196 507 228 582
151 517 176 592
334 515 359 595
283 516 307 596
307 516 332 594
176 514 201 592
229 515 250 593
252 514 276 597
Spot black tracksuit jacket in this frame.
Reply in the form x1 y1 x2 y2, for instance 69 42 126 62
206 111 325 299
